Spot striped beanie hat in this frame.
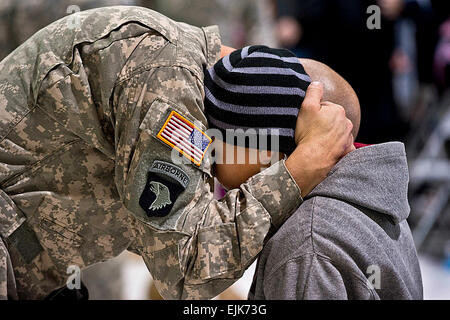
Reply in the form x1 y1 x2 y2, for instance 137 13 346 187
204 45 311 155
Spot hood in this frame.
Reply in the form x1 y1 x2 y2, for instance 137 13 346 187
307 142 410 224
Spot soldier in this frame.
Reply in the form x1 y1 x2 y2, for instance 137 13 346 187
0 6 353 299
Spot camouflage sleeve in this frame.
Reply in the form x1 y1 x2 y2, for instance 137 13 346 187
112 21 302 299
114 53 302 300
0 237 17 300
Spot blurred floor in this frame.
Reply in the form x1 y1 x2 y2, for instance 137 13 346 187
419 254 450 300
82 250 256 300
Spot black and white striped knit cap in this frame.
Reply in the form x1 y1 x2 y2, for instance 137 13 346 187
204 45 311 155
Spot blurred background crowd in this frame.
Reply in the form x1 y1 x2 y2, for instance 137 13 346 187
0 0 449 299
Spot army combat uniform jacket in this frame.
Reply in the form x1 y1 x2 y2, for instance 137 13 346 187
0 6 302 299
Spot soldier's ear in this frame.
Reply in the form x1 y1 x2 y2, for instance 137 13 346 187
220 45 236 58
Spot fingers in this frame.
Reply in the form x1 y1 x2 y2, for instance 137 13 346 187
301 81 323 112
320 102 354 159
322 101 346 116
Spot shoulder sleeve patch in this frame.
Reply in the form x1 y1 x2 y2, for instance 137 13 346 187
156 110 212 166
139 160 190 217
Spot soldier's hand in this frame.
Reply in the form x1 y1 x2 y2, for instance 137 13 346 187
286 82 354 198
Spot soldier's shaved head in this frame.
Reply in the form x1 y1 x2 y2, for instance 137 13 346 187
299 58 361 138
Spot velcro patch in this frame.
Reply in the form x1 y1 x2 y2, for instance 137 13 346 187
157 110 212 166
139 161 190 217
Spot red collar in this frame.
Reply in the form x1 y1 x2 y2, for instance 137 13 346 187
354 142 371 149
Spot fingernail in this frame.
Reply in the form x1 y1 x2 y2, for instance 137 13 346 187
310 81 321 87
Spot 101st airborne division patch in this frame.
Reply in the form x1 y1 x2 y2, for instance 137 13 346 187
139 160 191 217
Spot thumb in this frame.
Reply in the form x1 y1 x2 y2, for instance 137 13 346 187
301 81 323 111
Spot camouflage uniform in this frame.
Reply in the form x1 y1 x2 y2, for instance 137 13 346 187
0 6 302 300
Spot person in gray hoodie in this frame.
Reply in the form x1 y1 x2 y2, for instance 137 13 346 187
249 59 423 300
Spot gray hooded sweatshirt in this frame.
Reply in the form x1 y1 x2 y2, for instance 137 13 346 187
250 142 423 300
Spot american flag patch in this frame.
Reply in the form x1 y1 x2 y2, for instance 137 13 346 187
157 111 212 166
